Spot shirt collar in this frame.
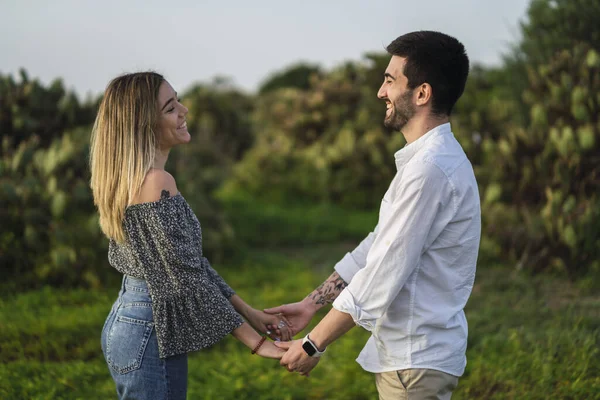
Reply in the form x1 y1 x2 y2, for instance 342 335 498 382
394 122 452 170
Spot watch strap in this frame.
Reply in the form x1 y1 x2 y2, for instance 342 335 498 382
302 334 326 358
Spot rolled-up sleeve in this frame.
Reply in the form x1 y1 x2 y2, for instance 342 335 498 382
334 229 377 284
333 162 452 331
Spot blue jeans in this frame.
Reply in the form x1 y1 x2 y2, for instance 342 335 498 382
101 275 188 399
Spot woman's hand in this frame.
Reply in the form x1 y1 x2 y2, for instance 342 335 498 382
246 308 293 341
228 295 293 341
264 299 317 338
256 339 287 359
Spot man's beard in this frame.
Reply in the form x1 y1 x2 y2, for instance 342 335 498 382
384 90 415 131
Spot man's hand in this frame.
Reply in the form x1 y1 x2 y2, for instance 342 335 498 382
276 340 320 377
265 271 348 337
264 299 317 337
245 308 293 341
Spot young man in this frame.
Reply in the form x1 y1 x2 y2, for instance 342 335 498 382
266 31 481 400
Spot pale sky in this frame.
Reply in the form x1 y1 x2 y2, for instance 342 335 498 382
1 0 530 99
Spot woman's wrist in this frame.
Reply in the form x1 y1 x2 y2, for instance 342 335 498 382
231 322 262 350
251 336 267 354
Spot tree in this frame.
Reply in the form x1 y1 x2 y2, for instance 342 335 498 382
258 63 322 95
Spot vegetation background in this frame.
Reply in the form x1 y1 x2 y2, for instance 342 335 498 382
1 0 599 398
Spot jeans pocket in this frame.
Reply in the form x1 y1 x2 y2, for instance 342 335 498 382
106 311 154 375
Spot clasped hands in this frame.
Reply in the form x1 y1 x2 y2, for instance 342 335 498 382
260 300 320 377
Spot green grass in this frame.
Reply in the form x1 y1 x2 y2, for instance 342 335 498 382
1 245 599 399
217 190 378 247
457 267 600 399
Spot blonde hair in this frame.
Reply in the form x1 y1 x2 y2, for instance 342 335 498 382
89 72 164 242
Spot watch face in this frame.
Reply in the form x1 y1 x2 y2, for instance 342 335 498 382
302 340 316 356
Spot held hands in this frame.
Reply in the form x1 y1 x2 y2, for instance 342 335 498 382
264 298 317 338
261 299 322 376
246 308 293 341
255 337 320 376
275 340 320 377
255 339 287 359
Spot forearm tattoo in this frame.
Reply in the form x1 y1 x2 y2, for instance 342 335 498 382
307 272 348 306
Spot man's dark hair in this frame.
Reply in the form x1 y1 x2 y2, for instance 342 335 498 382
386 31 469 115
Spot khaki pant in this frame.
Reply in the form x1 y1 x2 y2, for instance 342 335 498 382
375 369 459 400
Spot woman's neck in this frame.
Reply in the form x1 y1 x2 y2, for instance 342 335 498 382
153 148 170 170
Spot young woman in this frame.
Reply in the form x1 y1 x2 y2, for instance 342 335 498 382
90 72 289 399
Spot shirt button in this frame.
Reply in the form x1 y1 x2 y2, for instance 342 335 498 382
385 240 391 246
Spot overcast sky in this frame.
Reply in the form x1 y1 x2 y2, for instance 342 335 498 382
1 0 530 99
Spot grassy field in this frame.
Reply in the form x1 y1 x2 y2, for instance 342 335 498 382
1 198 599 399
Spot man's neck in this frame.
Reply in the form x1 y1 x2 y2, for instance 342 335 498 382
401 114 449 144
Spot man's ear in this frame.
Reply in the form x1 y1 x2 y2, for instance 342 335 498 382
415 83 432 106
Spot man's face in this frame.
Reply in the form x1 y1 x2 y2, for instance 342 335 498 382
377 56 416 131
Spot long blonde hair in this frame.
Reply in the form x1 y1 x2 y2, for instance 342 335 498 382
89 72 164 242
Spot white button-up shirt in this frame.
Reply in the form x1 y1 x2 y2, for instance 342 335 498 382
332 123 481 377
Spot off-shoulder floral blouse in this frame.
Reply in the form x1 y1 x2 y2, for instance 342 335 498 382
108 190 244 358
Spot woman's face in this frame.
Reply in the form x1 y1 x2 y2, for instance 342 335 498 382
156 80 190 150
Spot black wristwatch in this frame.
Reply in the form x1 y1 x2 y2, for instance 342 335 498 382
302 334 326 358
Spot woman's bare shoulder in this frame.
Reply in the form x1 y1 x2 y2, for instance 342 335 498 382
131 169 179 205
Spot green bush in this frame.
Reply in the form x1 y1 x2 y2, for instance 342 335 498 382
0 129 113 291
452 0 600 277
223 55 404 209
